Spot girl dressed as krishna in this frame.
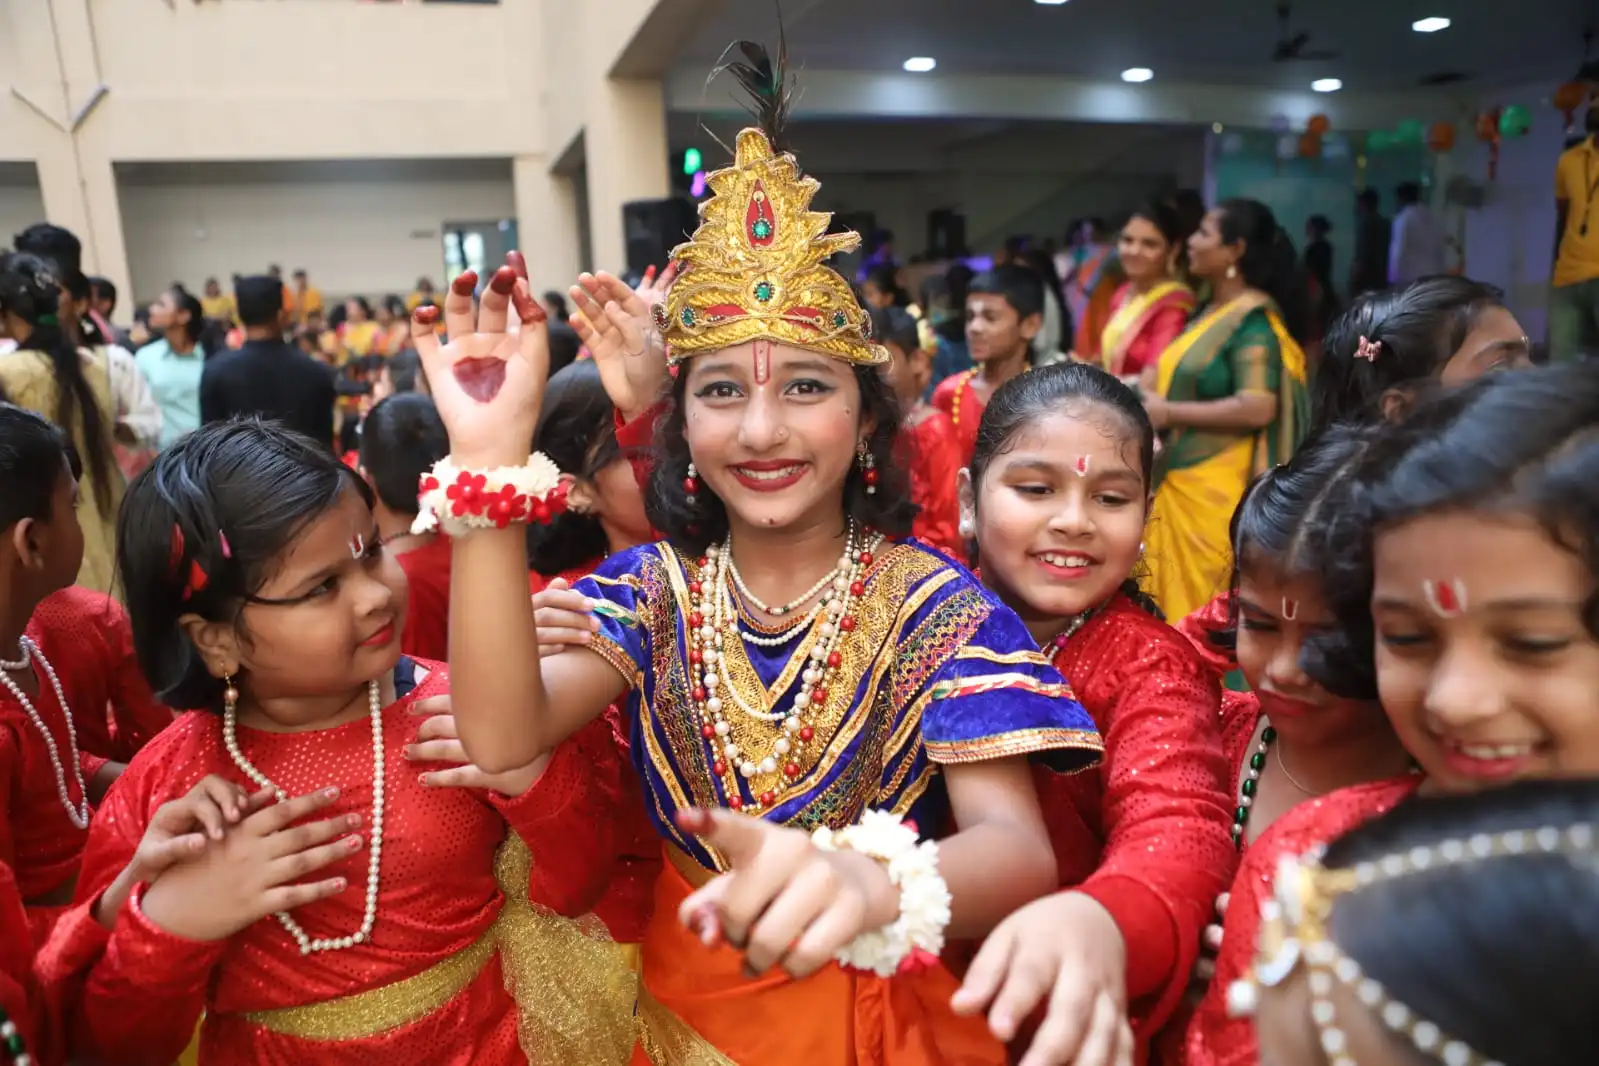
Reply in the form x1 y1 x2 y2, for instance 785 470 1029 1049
409 34 1106 1065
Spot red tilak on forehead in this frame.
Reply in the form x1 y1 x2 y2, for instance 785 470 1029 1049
349 532 366 559
1423 578 1467 618
1281 597 1299 621
752 339 772 384
1072 455 1090 477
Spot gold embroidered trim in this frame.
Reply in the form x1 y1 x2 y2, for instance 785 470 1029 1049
952 646 1053 667
928 672 1074 702
635 986 739 1066
239 927 498 1040
588 633 644 690
925 727 1104 766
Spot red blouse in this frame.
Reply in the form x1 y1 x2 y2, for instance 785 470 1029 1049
43 662 620 1066
930 369 983 470
395 537 546 663
1183 776 1422 1066
1037 594 1236 1055
1104 283 1192 378
898 403 966 563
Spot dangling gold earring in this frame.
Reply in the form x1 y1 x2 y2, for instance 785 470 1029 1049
1225 264 1239 280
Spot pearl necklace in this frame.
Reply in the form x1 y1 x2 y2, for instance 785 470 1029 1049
688 527 880 814
0 638 90 830
223 680 385 954
0 642 27 672
727 554 843 617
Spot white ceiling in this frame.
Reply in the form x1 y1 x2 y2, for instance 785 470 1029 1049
674 0 1588 93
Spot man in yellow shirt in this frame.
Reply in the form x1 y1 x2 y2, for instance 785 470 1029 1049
292 268 325 326
1552 106 1599 362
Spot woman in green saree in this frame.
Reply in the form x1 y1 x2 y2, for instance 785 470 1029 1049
1140 199 1310 622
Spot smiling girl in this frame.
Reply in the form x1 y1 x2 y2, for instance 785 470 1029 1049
1188 361 1599 1066
46 419 619 1065
1098 201 1195 383
947 362 1234 1066
421 47 1103 1063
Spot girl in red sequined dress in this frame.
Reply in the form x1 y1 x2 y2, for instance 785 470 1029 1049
43 419 622 1066
1189 363 1599 1066
948 362 1235 1066
0 405 175 947
871 306 966 562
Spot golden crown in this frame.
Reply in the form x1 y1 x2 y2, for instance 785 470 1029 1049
654 127 887 367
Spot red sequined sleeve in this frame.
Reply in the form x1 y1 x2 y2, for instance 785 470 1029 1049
1174 591 1236 680
1071 640 1236 1035
91 598 175 761
492 715 622 917
1184 777 1419 1066
614 404 663 495
44 766 223 1065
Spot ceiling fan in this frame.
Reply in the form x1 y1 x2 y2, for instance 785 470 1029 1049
1273 3 1340 62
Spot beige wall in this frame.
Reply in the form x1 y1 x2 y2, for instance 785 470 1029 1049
116 160 515 303
0 167 47 250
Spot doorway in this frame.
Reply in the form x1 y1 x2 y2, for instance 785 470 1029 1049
443 219 519 285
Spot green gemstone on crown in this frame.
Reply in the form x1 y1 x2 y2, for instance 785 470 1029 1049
752 218 773 240
754 281 774 303
679 307 696 327
831 310 848 329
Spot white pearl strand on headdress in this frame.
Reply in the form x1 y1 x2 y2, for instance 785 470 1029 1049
222 679 385 955
0 639 91 830
689 523 881 814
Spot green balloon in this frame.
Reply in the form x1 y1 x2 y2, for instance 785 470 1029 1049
1395 119 1427 144
1367 130 1394 151
1499 104 1533 138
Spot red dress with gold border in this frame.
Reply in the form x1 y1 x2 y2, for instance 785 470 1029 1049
37 661 629 1066
930 369 984 470
898 402 967 563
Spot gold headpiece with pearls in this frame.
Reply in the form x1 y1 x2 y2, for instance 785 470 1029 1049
1228 822 1597 1066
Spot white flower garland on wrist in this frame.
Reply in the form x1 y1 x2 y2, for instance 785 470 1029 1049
412 454 567 537
811 809 952 978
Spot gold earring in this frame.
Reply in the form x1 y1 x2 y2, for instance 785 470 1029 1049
1225 264 1239 280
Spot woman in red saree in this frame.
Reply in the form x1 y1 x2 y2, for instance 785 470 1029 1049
1188 363 1599 1066
1095 202 1194 384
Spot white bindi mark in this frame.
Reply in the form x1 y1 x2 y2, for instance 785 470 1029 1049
1422 578 1468 618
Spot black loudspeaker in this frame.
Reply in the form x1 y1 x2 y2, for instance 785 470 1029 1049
623 198 699 275
926 209 967 259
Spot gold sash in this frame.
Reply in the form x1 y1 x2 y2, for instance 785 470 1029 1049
1099 280 1189 377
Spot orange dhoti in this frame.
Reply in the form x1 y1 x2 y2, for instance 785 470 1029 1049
630 848 1006 1066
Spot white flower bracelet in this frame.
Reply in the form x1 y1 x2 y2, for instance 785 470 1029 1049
412 454 568 538
811 809 952 978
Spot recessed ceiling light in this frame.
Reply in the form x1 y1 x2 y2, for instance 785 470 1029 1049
1121 68 1154 83
903 56 937 73
1312 78 1343 92
1034 0 1070 5
1412 16 1450 32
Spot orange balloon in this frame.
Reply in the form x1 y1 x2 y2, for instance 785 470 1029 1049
1297 131 1323 158
1427 121 1457 152
1306 113 1332 135
1554 81 1589 115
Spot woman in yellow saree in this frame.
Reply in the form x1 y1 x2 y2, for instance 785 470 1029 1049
1141 199 1310 622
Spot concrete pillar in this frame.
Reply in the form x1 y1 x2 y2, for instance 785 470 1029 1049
582 78 671 274
34 145 131 301
514 155 583 295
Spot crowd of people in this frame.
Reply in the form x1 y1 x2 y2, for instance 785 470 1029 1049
0 34 1591 1066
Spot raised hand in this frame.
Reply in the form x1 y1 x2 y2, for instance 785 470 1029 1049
411 252 550 469
567 265 676 421
952 891 1134 1066
530 577 600 654
675 808 900 980
138 786 361 942
405 702 551 795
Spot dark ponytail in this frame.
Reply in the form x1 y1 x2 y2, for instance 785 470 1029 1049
0 252 116 512
1215 198 1311 344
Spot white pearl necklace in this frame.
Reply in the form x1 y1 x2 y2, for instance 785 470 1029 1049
0 638 90 830
688 526 881 814
728 553 843 617
223 679 385 955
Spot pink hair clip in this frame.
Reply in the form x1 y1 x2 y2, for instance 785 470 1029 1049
1355 336 1382 362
